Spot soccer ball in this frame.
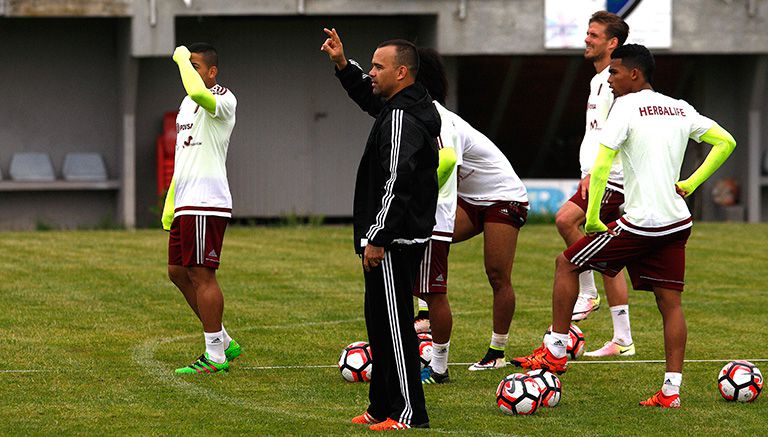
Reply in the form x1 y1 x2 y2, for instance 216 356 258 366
718 360 763 402
546 324 585 360
417 332 433 369
338 341 373 382
496 373 541 415
526 369 562 407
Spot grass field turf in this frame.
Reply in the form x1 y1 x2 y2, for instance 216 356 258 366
1 223 765 435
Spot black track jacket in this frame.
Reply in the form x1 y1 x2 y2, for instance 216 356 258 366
335 61 441 254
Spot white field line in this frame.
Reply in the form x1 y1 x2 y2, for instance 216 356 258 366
239 358 768 371
7 358 768 374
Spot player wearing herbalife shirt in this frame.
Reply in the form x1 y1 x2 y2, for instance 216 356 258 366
162 43 241 374
513 44 736 408
555 11 636 360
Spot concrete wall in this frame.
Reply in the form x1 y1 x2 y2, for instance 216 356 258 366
0 18 122 230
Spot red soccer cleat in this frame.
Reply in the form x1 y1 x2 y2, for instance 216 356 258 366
511 344 568 375
639 390 681 408
351 411 383 425
369 418 411 431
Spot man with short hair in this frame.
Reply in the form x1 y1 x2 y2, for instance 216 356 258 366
555 11 637 358
322 33 439 430
513 44 736 408
162 42 241 374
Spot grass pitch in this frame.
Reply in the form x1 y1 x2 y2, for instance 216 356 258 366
1 223 766 436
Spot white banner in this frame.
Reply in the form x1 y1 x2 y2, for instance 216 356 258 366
545 0 672 49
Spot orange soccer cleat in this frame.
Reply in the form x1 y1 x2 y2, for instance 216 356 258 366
511 344 568 375
639 390 681 408
351 411 383 425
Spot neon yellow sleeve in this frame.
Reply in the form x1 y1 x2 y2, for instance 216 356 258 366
173 46 216 114
161 178 176 231
437 147 457 189
676 124 737 197
584 145 619 234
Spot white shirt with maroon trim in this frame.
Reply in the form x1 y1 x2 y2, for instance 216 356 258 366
174 84 237 218
580 66 624 191
451 110 528 206
599 89 714 236
432 102 461 242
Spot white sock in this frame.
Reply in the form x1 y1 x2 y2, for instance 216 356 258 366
662 372 682 396
221 324 232 349
545 331 569 359
431 341 450 374
609 305 633 346
417 298 429 313
204 330 226 363
490 332 509 352
578 270 598 298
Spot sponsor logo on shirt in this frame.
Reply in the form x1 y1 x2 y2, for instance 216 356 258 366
639 105 686 117
183 135 202 148
176 122 193 133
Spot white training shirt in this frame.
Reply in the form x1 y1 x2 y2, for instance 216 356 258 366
580 66 623 190
174 84 237 218
599 89 714 236
432 102 461 242
450 110 528 205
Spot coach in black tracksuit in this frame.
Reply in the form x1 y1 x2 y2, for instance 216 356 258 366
326 37 439 429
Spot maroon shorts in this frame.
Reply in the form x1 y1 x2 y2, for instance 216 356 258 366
563 222 691 291
458 197 528 232
412 239 450 296
568 187 624 223
168 215 229 269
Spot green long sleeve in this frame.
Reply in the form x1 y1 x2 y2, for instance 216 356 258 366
584 145 619 234
676 124 737 197
437 147 457 189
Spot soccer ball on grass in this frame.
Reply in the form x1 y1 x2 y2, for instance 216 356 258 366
718 360 763 402
496 373 541 415
526 369 562 407
338 341 373 382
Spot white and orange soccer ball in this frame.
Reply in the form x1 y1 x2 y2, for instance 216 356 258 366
546 324 585 360
718 360 763 402
526 369 562 407
338 341 373 382
496 373 541 415
417 332 433 370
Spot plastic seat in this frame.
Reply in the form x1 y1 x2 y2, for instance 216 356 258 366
62 153 108 181
9 152 55 181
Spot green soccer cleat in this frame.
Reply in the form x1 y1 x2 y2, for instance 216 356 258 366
225 339 242 362
175 353 229 374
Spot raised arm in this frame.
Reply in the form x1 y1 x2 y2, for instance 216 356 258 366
675 124 737 197
173 46 216 114
321 27 384 117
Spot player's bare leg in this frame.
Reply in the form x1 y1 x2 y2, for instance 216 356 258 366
422 294 452 345
188 266 224 333
653 287 686 373
168 264 200 317
421 293 452 383
555 201 586 245
468 222 518 370
451 204 481 243
640 286 685 408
